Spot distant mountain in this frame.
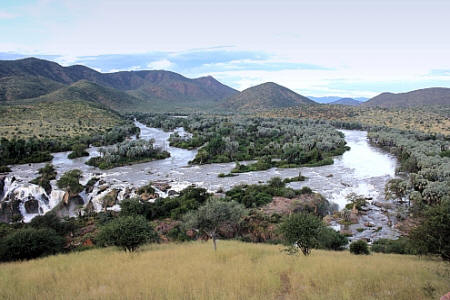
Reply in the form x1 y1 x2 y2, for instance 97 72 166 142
34 80 142 111
0 57 238 109
223 82 314 110
329 98 361 106
309 96 368 104
364 88 450 108
308 96 342 104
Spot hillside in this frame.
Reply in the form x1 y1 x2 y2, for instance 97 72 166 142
0 241 448 300
0 100 124 140
0 75 64 101
34 80 142 111
330 97 361 106
0 58 238 109
223 82 314 111
364 87 450 107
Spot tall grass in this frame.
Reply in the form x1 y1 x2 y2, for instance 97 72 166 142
0 241 448 299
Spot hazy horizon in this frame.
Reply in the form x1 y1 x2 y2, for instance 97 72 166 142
1 0 449 98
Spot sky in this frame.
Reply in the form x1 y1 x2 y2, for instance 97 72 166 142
1 0 450 98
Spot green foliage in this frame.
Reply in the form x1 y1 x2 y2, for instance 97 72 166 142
279 213 324 256
96 215 157 252
68 143 89 159
57 169 83 194
30 163 57 193
345 193 367 210
119 198 145 216
371 238 415 254
136 183 155 195
283 172 306 183
86 139 169 169
349 240 370 255
146 186 210 220
183 198 246 250
29 212 76 236
0 166 11 173
317 227 348 251
0 228 65 262
410 200 450 260
139 115 350 166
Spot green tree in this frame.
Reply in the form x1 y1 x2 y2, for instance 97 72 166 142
183 199 246 251
349 240 370 255
57 169 83 194
96 215 157 252
68 143 89 159
410 200 450 260
279 213 323 256
119 198 145 216
0 228 65 262
317 227 348 251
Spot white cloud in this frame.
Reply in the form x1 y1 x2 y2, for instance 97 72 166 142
147 59 173 70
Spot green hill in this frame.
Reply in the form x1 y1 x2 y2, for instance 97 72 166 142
34 80 142 111
0 57 238 111
223 82 315 111
364 87 450 107
0 75 64 102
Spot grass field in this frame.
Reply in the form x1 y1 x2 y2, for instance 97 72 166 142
263 105 450 135
0 100 124 140
0 241 448 300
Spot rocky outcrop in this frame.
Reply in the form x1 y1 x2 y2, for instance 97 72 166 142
102 189 120 209
0 193 22 222
0 175 6 197
24 198 39 214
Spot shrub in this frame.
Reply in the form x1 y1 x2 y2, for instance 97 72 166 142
0 166 11 173
96 215 157 251
0 228 65 262
57 169 83 194
371 238 414 254
29 212 76 235
119 198 145 216
68 144 89 159
279 213 323 256
317 227 348 250
350 240 370 255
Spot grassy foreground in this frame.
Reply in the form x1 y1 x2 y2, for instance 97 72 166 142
0 241 448 300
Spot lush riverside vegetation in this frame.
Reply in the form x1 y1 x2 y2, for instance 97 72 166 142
0 123 139 165
135 113 349 167
86 139 170 169
0 241 448 300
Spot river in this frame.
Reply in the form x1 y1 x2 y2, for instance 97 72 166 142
0 122 401 240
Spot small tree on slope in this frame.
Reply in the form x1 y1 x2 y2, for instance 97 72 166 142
183 198 246 251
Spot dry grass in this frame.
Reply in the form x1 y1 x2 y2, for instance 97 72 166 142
0 100 123 140
0 241 448 300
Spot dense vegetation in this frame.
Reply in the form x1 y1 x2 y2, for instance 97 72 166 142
0 123 139 165
136 114 349 167
30 163 57 194
86 139 170 169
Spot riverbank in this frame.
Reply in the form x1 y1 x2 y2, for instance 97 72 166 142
0 240 448 300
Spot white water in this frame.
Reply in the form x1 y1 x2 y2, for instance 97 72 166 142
1 124 400 239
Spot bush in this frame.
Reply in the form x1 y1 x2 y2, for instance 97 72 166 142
350 240 370 255
29 212 76 235
119 198 145 216
279 213 323 256
371 238 414 254
0 228 65 262
96 215 158 251
57 169 83 194
317 227 348 250
0 166 11 173
67 144 89 159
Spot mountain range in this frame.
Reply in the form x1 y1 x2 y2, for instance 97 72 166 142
0 57 449 113
363 88 450 108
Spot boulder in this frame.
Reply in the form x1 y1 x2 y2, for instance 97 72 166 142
0 175 6 196
140 193 157 201
153 182 171 192
364 222 375 227
167 190 178 197
102 189 120 209
24 198 39 214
